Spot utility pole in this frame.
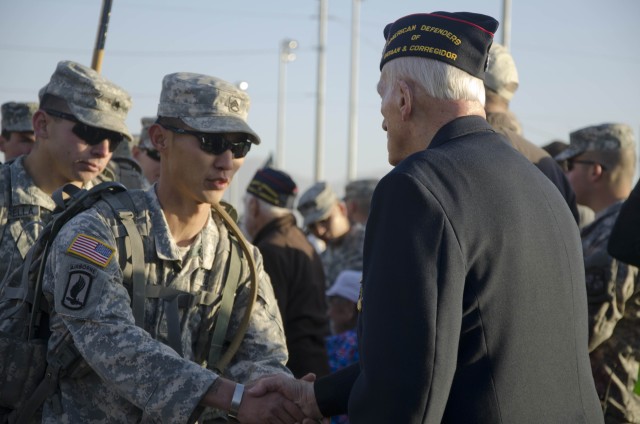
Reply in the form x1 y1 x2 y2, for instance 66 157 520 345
346 0 361 181
276 39 298 169
314 0 328 182
501 0 512 49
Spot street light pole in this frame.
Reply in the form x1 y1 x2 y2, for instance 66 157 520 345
276 39 298 169
347 0 361 181
314 0 328 182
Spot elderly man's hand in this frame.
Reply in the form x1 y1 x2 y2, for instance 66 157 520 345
248 373 324 422
236 389 306 424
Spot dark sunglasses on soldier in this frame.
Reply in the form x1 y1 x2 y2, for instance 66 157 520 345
160 125 252 158
44 109 124 153
142 148 161 162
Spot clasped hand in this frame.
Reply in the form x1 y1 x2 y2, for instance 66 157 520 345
235 373 326 424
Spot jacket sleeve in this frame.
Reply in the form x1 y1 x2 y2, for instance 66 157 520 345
348 172 466 423
608 180 640 267
44 209 216 422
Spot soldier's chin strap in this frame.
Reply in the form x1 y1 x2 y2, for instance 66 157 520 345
209 200 258 374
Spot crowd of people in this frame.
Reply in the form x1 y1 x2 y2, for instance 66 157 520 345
0 8 638 424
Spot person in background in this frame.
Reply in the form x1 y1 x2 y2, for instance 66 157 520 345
483 42 579 224
251 11 603 423
542 139 569 158
243 166 331 379
556 123 639 423
0 101 38 162
132 116 161 185
325 269 361 424
297 182 365 289
0 60 132 283
343 179 378 226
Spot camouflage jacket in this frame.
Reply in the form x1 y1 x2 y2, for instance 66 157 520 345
583 201 640 422
321 223 365 289
0 156 55 281
41 187 290 423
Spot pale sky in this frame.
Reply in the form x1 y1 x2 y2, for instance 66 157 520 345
1 0 639 202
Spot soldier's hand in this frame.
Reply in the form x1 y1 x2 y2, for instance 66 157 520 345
248 373 322 421
237 390 305 424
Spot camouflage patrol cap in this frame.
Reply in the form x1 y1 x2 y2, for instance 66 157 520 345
555 123 636 161
484 42 519 101
1 102 38 132
344 179 378 201
297 182 338 227
38 60 133 140
138 116 156 149
157 72 260 144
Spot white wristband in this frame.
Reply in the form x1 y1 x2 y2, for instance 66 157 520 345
227 383 244 421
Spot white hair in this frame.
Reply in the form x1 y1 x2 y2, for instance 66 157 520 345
254 196 291 218
383 57 486 106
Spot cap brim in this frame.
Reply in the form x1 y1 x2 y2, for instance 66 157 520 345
303 208 333 227
70 105 133 141
554 146 583 162
181 115 261 144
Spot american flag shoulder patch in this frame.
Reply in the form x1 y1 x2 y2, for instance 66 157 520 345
67 234 115 268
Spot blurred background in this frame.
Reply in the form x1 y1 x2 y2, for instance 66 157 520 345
1 0 639 206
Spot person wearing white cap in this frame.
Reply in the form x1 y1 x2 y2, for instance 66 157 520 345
484 42 579 224
325 270 361 424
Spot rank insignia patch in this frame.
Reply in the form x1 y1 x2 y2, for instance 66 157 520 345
67 234 115 268
62 271 93 310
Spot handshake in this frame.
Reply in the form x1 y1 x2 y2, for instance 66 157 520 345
203 373 329 424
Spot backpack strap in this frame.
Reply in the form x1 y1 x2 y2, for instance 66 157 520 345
208 233 243 370
207 201 259 374
100 191 146 328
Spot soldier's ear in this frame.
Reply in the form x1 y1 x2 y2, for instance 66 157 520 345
148 124 167 150
32 110 49 139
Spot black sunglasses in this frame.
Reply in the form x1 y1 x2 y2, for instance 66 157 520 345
44 109 124 153
565 159 607 172
160 125 252 158
141 148 161 162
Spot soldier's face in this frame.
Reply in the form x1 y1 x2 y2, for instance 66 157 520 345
162 129 244 206
44 112 112 184
0 131 35 161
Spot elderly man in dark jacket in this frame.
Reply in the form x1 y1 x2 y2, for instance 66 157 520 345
242 167 330 379
250 10 603 424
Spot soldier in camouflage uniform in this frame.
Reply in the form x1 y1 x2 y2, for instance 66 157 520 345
41 72 305 423
297 182 365 288
0 60 132 282
94 120 148 190
343 178 378 226
557 123 640 423
0 101 38 162
131 116 162 185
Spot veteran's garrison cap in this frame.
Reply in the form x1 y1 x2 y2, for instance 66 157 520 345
380 11 499 79
247 167 298 209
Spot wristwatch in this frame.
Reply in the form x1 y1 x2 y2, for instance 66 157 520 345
227 383 244 421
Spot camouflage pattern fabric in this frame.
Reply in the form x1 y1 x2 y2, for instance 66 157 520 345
1 102 38 132
583 201 640 423
41 186 289 423
0 157 56 281
321 223 365 289
96 157 149 190
39 61 132 140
